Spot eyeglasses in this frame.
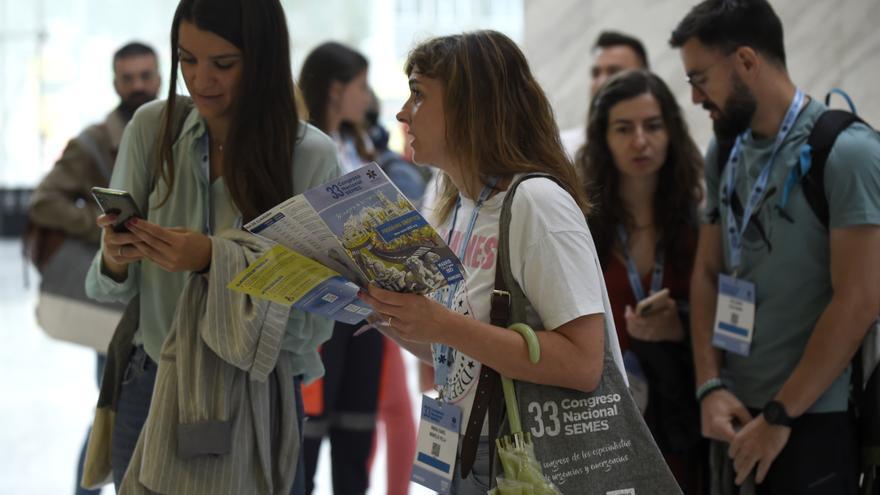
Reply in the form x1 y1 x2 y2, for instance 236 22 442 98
686 53 734 92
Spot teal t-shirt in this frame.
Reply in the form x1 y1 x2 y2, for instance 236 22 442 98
85 99 341 383
703 98 880 412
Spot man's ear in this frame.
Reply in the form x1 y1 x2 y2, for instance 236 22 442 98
734 46 761 81
113 77 123 99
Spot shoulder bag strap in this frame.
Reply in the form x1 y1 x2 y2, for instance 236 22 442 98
458 172 566 479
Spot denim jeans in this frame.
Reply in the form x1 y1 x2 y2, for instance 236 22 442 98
450 436 492 495
110 346 157 491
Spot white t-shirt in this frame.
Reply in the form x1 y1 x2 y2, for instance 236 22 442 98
432 177 617 428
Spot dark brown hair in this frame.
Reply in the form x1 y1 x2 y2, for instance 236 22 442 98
669 0 786 68
300 43 366 128
155 0 299 223
594 31 649 69
576 70 703 270
404 30 590 223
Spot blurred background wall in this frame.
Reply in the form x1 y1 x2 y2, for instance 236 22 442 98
0 1 878 492
2 0 878 189
0 0 522 187
524 0 880 149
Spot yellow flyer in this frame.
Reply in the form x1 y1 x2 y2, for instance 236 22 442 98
228 245 371 324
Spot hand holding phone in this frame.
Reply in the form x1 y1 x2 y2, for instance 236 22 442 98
90 187 143 232
635 288 670 317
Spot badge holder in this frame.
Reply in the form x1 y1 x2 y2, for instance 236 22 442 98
712 274 756 356
411 395 462 494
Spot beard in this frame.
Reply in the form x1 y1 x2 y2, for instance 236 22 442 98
706 73 757 140
119 91 158 119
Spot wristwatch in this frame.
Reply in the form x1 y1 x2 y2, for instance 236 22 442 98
762 400 795 427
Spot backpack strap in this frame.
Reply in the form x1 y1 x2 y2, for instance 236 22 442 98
802 109 866 229
147 97 194 196
825 88 858 113
709 136 738 225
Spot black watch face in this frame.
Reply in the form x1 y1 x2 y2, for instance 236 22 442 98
764 401 789 425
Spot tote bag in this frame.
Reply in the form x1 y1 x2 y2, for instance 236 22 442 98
493 174 682 494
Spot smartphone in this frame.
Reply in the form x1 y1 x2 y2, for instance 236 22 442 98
90 187 143 232
635 288 670 317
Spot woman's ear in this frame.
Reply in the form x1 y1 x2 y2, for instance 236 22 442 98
329 80 344 109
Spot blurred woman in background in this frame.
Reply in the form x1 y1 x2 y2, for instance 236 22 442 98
576 69 706 493
299 41 388 495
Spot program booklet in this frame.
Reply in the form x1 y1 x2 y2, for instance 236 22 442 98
227 162 464 324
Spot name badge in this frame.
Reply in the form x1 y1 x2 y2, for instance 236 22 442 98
411 395 462 494
712 274 756 356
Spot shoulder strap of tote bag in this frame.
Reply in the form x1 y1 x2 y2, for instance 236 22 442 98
458 172 566 479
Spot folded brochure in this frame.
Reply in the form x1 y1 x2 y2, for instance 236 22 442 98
227 162 464 324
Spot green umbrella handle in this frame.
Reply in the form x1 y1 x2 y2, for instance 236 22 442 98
509 323 541 364
501 323 540 435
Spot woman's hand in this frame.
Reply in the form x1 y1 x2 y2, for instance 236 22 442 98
125 217 212 273
98 214 145 280
358 285 457 344
624 292 685 342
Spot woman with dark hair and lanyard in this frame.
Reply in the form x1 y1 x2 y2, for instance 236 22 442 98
576 69 706 493
85 0 339 493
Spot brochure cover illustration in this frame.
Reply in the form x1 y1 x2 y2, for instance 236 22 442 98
228 163 464 324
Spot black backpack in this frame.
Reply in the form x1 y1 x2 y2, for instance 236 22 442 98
717 89 880 494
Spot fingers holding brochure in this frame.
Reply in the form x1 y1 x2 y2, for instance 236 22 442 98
228 163 466 326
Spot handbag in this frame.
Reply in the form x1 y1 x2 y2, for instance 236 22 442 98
35 237 124 351
469 173 683 494
28 129 124 351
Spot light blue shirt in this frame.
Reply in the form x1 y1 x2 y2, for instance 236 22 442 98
85 99 341 382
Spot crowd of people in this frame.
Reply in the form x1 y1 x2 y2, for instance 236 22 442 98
25 0 880 494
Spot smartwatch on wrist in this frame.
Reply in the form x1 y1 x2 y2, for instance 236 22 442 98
762 400 795 427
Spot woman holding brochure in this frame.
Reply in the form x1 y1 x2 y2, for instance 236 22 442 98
84 0 339 493
360 31 628 493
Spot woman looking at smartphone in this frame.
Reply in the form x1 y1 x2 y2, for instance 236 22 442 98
576 69 705 493
85 0 339 492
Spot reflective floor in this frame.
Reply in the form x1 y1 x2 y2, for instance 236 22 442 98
0 239 431 494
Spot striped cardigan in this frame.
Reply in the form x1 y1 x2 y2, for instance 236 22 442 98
120 230 298 494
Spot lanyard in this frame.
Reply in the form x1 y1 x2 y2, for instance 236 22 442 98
432 177 499 390
723 88 804 271
616 224 664 302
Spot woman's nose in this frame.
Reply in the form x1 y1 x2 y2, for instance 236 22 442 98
632 127 647 148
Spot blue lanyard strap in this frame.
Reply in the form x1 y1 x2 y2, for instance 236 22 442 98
723 88 804 271
616 224 664 302
432 177 499 390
